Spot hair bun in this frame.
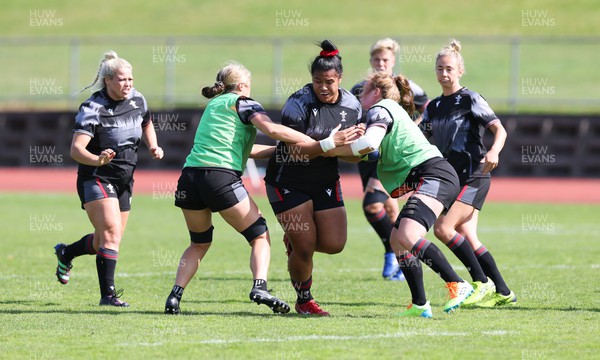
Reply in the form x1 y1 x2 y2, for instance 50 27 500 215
103 50 118 61
449 39 461 52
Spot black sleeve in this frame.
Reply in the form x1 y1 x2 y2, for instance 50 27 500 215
73 101 99 137
351 81 366 99
409 80 429 112
280 95 307 133
141 94 152 127
236 97 267 124
366 106 393 133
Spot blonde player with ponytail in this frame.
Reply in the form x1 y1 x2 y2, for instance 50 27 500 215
54 51 163 307
422 39 515 307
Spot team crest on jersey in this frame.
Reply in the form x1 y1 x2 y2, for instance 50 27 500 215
129 100 139 109
340 110 347 122
454 95 462 105
106 184 115 194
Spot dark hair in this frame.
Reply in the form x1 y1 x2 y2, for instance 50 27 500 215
310 40 343 76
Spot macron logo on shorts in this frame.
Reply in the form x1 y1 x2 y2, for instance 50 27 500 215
326 189 332 197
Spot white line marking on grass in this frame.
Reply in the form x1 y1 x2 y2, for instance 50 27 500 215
118 330 518 347
6 262 597 281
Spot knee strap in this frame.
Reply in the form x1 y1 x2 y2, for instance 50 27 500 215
190 226 214 244
362 189 390 209
241 217 267 242
395 197 437 232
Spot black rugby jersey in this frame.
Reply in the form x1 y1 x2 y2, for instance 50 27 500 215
421 87 499 179
264 84 361 190
74 88 151 183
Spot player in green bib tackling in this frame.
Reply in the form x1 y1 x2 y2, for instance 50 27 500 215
326 72 475 317
164 62 319 314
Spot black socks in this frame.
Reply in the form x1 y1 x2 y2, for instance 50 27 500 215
292 277 313 304
475 246 511 295
412 238 463 283
96 247 118 297
365 209 394 253
446 233 488 283
397 253 426 306
64 233 96 262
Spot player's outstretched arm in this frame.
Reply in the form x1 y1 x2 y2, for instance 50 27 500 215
251 113 314 144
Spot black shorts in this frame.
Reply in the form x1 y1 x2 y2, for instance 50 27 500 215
77 177 133 211
358 161 379 190
265 180 344 214
456 176 490 210
174 167 248 212
403 157 460 211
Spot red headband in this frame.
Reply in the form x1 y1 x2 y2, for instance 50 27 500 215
320 49 339 57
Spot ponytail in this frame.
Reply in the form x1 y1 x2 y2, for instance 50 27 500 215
76 50 132 95
201 61 251 99
394 75 415 116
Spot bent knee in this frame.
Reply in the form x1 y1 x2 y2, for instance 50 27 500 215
363 202 384 215
316 237 346 254
433 223 454 243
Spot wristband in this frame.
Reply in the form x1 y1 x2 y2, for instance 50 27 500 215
319 137 336 153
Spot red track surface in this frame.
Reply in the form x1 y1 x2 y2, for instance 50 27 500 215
1 167 598 203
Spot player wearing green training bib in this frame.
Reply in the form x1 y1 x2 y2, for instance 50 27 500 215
183 91 256 172
328 72 474 318
375 98 441 198
166 62 313 316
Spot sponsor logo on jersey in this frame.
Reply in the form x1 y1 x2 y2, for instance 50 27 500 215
436 100 441 107
312 108 318 117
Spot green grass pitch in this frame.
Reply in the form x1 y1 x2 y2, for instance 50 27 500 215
0 193 598 359
1 0 599 113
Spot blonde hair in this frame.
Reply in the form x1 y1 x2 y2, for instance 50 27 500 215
366 72 415 116
436 39 465 71
78 51 132 94
370 38 399 57
202 61 251 98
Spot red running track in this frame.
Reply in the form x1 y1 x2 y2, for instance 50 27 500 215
1 167 598 203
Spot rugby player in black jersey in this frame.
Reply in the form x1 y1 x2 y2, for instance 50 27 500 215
421 39 515 307
264 40 364 315
54 51 163 307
